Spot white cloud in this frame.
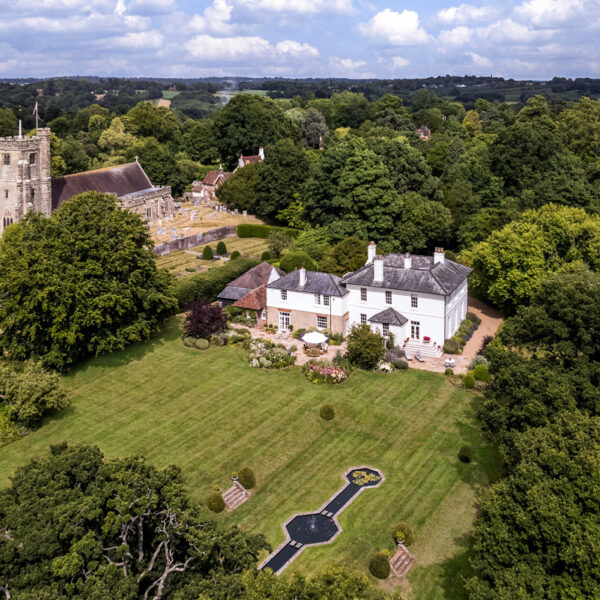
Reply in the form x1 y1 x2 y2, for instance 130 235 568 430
391 56 409 68
110 30 164 48
236 0 354 14
190 0 235 34
358 9 431 46
328 56 369 76
185 34 318 62
514 0 587 27
438 25 473 46
126 0 175 15
480 18 555 44
437 4 498 25
466 51 492 70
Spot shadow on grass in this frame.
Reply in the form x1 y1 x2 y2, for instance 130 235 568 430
438 541 473 600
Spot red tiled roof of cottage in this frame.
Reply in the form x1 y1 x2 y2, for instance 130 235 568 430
232 285 267 310
240 155 261 164
202 170 231 186
227 262 284 289
51 162 153 210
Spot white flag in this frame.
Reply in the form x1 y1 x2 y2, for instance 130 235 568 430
32 101 38 116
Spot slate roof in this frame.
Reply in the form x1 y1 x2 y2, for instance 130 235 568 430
51 162 153 210
233 285 267 311
369 307 408 326
342 254 471 296
217 263 284 303
267 270 348 297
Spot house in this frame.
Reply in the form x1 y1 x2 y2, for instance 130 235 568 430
264 242 471 350
236 146 264 170
218 262 284 325
192 165 231 202
265 269 349 333
416 125 431 141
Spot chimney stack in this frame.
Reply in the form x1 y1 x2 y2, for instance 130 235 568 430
298 266 306 287
404 253 412 269
258 146 265 160
434 247 445 265
373 255 384 282
366 241 376 265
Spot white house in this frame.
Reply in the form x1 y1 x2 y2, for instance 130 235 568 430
264 242 471 350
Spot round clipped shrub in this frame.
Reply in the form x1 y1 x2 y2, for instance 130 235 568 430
320 404 335 421
395 359 409 370
238 466 256 489
392 522 414 546
290 344 298 353
445 367 454 376
473 364 492 383
194 338 210 350
463 372 475 389
216 241 227 255
230 250 241 260
261 250 272 261
368 552 390 579
443 338 461 354
202 245 214 260
182 336 196 347
458 444 473 463
279 251 317 273
206 491 225 513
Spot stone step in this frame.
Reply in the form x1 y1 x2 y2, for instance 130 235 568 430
389 545 416 578
223 482 250 511
404 342 443 358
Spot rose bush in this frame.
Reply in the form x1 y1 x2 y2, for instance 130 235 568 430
303 359 348 384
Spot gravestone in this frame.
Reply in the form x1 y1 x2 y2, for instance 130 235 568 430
243 210 247 217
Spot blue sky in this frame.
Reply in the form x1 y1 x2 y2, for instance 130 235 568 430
1 0 599 79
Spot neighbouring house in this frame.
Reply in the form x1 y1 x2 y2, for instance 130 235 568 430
265 269 349 333
236 146 264 170
263 242 471 350
193 165 232 202
218 262 284 325
416 125 431 141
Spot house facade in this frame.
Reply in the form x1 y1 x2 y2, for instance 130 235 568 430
264 243 471 347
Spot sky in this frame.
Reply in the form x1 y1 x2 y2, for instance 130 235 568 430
1 0 599 79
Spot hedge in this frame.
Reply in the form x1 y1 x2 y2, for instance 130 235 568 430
237 224 300 239
238 466 256 489
174 258 259 309
279 251 317 273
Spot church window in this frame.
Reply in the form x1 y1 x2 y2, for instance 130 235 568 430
30 189 35 200
29 153 36 165
4 190 7 198
146 207 152 218
2 154 9 165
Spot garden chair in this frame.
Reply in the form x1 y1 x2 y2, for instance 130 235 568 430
404 351 413 361
415 351 424 362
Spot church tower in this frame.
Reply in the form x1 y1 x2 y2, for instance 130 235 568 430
0 127 52 233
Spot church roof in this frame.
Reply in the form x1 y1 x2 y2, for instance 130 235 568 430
51 162 153 210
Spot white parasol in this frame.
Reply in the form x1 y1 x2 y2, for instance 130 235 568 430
302 331 328 344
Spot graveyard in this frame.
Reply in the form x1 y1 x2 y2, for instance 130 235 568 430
0 317 499 600
149 200 263 245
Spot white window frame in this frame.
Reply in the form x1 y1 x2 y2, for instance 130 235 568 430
411 294 418 309
323 295 330 306
385 290 392 305
411 320 420 340
360 313 367 324
281 289 287 301
360 287 367 301
314 293 321 305
316 316 327 329
382 323 390 336
261 309 267 320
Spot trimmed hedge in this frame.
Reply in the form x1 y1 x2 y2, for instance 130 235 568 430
202 245 214 260
216 241 227 255
368 552 390 579
458 444 473 463
473 363 492 382
463 372 475 389
174 258 259 309
230 250 241 260
237 224 300 239
238 466 256 489
260 250 272 261
206 491 225 513
279 251 316 273
320 404 335 420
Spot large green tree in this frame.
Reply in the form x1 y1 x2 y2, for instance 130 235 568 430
0 193 177 370
0 443 267 599
215 161 261 213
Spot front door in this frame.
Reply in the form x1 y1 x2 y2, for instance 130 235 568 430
411 320 420 340
279 312 290 330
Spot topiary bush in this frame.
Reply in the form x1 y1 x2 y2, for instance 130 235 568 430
443 338 462 354
463 372 475 389
392 522 415 546
194 338 210 350
230 250 241 260
260 250 272 261
216 241 227 255
320 404 335 420
238 466 256 489
202 245 214 260
206 491 225 513
445 367 454 376
473 363 492 383
279 251 317 273
458 444 473 463
368 552 390 579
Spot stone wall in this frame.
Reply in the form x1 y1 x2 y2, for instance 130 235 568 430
153 225 237 256
266 308 348 335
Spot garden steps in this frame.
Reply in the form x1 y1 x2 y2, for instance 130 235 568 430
389 544 416 578
223 481 250 511
404 342 443 358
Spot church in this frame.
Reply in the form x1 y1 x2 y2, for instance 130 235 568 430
0 127 174 235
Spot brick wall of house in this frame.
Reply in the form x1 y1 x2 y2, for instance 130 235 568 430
267 308 348 334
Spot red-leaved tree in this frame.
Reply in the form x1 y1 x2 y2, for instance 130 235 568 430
184 299 228 339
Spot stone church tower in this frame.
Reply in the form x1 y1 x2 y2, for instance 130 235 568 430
0 127 52 234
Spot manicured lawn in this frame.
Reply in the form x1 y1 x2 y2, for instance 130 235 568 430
0 319 498 599
162 90 181 99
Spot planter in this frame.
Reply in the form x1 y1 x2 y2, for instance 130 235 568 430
423 336 431 343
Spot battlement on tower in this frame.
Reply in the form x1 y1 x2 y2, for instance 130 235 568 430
0 128 51 150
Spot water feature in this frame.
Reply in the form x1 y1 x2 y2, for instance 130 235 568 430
259 466 384 574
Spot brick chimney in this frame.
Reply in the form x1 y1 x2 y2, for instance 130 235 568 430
404 253 412 269
258 146 265 160
434 247 445 265
366 241 376 265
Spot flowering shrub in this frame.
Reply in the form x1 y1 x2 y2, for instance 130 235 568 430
303 359 348 384
376 361 393 372
247 338 296 369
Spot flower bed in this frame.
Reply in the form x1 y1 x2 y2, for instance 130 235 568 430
303 359 348 384
247 338 296 369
